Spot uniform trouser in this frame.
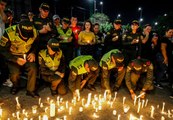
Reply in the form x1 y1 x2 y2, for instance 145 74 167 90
101 68 125 90
68 70 98 93
80 45 96 57
41 74 66 95
130 73 154 91
8 62 37 92
0 54 9 84
122 49 138 66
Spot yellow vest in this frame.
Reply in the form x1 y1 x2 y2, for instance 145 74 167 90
39 49 62 71
57 27 72 43
6 25 37 55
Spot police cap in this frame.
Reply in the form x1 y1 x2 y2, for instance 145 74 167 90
40 3 50 11
114 19 122 24
131 20 139 25
87 59 98 71
48 38 60 52
62 17 70 24
131 59 143 71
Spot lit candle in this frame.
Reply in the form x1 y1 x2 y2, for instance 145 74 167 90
44 107 48 113
141 100 145 108
104 90 109 101
134 96 137 106
66 101 69 109
86 93 92 107
40 103 43 108
0 107 2 118
93 113 99 118
16 111 20 120
60 98 63 103
150 106 155 118
168 110 171 118
57 96 60 106
113 110 117 116
161 102 165 114
38 98 41 105
15 97 21 110
79 107 83 112
42 115 48 120
23 54 26 60
82 98 85 106
117 114 121 120
64 115 67 120
145 99 148 107
98 105 102 110
123 97 126 105
69 107 72 115
123 104 130 114
113 92 117 102
50 100 56 117
139 115 143 120
137 101 141 113
76 89 80 101
47 97 50 104
161 116 165 120
110 101 113 108
23 118 28 120
32 105 38 114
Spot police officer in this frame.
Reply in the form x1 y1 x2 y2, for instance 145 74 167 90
68 55 99 97
33 2 58 51
104 19 122 53
125 58 154 100
0 19 39 97
100 49 125 93
38 38 66 96
122 20 143 65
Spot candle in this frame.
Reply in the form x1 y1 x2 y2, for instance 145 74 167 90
23 54 26 60
0 107 2 118
66 101 69 109
117 114 121 120
123 97 126 105
93 113 99 118
113 110 117 116
123 104 130 114
134 96 137 106
16 111 20 120
161 116 165 120
137 101 141 113
15 97 21 110
79 107 83 112
64 116 67 120
104 90 109 100
50 101 55 117
145 99 148 107
113 92 117 102
98 105 102 110
86 93 92 107
47 97 50 104
161 102 165 114
57 96 60 106
150 106 155 118
69 107 72 115
168 110 171 118
139 115 143 120
23 118 28 120
82 98 85 106
38 98 41 105
40 103 43 108
32 105 38 114
42 115 48 120
45 107 48 113
141 100 145 108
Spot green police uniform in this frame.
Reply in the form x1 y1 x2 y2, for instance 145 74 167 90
125 59 154 92
39 49 66 95
100 49 125 91
68 55 99 92
0 22 38 96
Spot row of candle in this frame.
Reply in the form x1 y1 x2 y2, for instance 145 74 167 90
0 90 173 119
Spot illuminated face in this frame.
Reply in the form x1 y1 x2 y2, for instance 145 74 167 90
0 1 7 11
39 8 49 18
85 22 91 31
113 23 121 30
131 24 139 30
62 21 69 29
166 29 173 38
71 17 77 25
93 25 99 33
144 26 152 33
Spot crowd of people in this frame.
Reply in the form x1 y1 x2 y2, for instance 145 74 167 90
0 1 173 100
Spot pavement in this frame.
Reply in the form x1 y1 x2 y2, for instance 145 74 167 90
0 79 173 120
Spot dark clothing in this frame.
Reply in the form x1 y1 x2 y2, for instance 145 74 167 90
8 61 37 92
33 16 58 51
104 28 122 53
125 59 154 91
95 32 104 61
122 31 143 65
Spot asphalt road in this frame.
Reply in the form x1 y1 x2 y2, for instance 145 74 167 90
0 80 173 120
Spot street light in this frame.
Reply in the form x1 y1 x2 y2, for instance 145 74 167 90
100 1 103 13
138 7 143 24
117 14 121 19
154 22 158 26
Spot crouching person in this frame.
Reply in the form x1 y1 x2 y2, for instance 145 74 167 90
38 38 66 96
68 55 99 98
125 58 154 100
100 49 125 93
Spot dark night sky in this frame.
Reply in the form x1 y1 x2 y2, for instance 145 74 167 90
33 0 172 25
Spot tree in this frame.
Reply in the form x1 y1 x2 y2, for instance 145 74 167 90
90 13 112 33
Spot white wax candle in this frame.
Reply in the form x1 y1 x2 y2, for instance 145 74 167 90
23 54 26 60
79 107 83 112
50 101 55 117
145 99 148 107
123 97 126 105
38 98 41 105
0 107 2 118
42 115 48 120
66 101 69 109
141 100 145 108
69 107 72 115
113 110 117 116
150 106 155 118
